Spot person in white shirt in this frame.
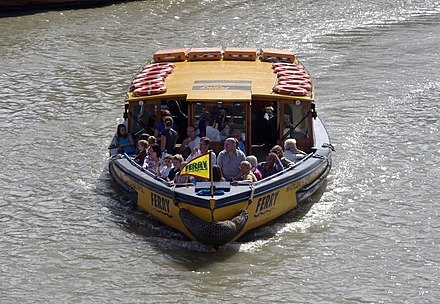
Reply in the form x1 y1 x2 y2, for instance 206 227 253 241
186 137 217 165
283 138 307 163
180 125 201 158
205 119 221 142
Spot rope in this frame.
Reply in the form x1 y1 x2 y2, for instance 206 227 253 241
247 183 255 209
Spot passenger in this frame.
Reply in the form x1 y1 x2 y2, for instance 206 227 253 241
218 107 231 132
231 129 246 155
172 161 190 184
217 137 246 181
160 116 178 154
186 137 217 165
143 144 161 174
283 138 307 163
212 165 225 182
246 155 263 180
194 120 201 137
139 133 150 141
180 125 201 159
168 154 184 181
145 135 156 156
263 106 277 147
132 139 148 165
231 161 257 184
197 106 210 137
257 152 283 179
158 154 173 179
270 145 293 167
154 109 178 144
110 124 135 155
205 119 221 142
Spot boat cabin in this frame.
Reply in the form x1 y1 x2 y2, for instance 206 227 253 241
124 48 317 158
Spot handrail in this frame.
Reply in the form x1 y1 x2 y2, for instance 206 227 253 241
252 152 314 185
120 151 315 188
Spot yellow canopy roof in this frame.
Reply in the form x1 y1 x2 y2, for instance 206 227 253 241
126 55 314 103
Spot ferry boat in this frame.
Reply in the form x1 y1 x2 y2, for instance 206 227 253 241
108 47 333 248
0 0 126 11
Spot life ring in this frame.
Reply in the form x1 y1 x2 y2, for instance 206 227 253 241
130 80 165 92
135 71 168 80
278 75 311 83
277 70 310 78
273 84 308 96
273 66 305 73
272 62 298 68
132 77 165 85
143 62 175 69
133 73 167 82
278 80 312 91
132 85 167 96
141 66 173 74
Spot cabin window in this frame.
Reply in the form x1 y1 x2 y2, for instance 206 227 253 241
131 102 158 138
283 102 309 140
193 102 247 154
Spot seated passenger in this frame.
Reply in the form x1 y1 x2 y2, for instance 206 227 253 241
180 125 201 159
139 133 150 141
159 154 173 179
217 137 246 181
270 145 293 167
161 116 178 155
231 129 246 156
186 137 217 165
173 161 190 184
109 124 135 155
143 144 161 174
231 161 257 184
205 119 221 142
132 140 148 165
246 155 262 180
283 138 307 163
257 152 283 179
168 154 184 181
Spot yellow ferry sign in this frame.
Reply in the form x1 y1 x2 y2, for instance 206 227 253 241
180 152 211 180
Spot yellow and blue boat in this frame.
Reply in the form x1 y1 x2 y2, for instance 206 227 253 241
108 47 333 248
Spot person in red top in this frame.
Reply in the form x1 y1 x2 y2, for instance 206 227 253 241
246 155 262 180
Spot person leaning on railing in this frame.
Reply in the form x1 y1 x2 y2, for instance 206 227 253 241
283 138 307 163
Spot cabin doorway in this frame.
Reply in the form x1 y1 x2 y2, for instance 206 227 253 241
250 100 278 159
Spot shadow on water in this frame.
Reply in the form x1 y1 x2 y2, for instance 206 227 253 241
0 0 137 18
98 169 329 264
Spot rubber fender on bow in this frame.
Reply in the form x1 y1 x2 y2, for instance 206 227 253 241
179 208 248 248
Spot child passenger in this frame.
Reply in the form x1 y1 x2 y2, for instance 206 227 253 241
132 140 148 165
159 154 173 179
168 154 184 181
